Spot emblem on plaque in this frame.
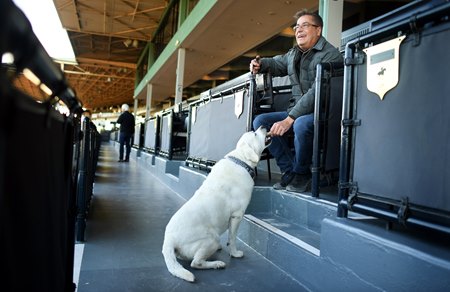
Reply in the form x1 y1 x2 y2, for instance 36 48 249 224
363 35 406 100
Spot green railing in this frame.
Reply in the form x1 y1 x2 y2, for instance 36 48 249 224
135 0 199 86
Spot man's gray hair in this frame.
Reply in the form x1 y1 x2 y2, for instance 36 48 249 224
121 104 129 111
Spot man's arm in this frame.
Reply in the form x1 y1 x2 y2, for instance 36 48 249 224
268 116 295 137
116 114 123 124
250 52 290 76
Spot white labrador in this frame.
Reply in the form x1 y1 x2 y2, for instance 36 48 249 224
162 126 270 282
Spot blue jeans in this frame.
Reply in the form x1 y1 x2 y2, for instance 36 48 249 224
119 132 133 160
253 112 314 174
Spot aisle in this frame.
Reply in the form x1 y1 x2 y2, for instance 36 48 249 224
76 142 308 292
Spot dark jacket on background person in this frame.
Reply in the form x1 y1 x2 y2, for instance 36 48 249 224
116 111 135 135
258 36 342 119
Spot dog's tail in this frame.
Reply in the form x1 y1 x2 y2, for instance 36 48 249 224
162 238 195 282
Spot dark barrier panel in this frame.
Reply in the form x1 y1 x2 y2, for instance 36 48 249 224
159 108 188 160
186 74 253 170
1 1 83 290
0 87 77 291
338 2 450 233
144 115 160 153
311 62 344 198
76 117 100 242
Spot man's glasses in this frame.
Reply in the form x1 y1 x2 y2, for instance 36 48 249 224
292 22 319 30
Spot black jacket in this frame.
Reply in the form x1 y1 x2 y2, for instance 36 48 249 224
116 111 135 135
259 36 343 118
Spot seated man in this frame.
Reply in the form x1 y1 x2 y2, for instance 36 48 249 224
251 9 342 193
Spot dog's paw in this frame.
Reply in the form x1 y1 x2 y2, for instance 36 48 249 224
213 261 226 269
230 250 244 258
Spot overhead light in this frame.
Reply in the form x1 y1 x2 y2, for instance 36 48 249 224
23 68 41 85
1 52 14 64
132 39 139 48
13 0 76 64
123 39 132 47
39 83 53 96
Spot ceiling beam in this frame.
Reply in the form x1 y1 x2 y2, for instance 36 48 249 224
63 70 135 80
113 5 166 19
65 28 150 41
76 57 137 69
76 1 149 39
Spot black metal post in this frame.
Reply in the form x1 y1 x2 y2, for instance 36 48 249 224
337 44 355 218
76 117 90 242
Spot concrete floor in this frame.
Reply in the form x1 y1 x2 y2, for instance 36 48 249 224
76 143 309 292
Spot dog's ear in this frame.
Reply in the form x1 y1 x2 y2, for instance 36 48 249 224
238 141 259 164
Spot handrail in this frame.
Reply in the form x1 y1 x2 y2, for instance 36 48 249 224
0 0 83 114
345 1 450 48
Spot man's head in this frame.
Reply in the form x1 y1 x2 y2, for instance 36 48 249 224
293 10 323 51
82 110 92 118
121 103 130 112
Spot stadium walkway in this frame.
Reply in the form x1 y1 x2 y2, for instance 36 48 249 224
75 142 308 292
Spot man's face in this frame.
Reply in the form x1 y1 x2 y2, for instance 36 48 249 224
294 15 322 51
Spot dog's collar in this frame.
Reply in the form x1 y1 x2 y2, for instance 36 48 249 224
226 156 255 179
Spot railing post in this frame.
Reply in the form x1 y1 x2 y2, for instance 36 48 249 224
76 117 90 242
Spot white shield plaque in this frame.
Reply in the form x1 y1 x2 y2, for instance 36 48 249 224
363 35 406 100
234 90 244 118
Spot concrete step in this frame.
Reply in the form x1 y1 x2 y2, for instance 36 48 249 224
245 187 338 247
134 149 450 291
239 188 450 291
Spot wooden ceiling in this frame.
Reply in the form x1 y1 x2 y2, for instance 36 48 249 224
10 0 412 113
12 0 313 113
55 0 168 110
10 0 168 111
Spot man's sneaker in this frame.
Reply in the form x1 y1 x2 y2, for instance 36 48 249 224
273 171 295 190
286 173 312 193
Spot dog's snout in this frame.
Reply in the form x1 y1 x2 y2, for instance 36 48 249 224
265 135 272 146
257 125 268 133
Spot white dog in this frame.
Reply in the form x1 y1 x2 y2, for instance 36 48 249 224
162 126 270 282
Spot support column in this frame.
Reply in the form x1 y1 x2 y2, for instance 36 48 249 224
133 97 138 116
178 0 189 28
146 84 153 119
174 47 185 108
148 43 156 68
319 0 344 49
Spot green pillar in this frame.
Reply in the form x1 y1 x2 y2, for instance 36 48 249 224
148 42 156 67
178 0 189 28
319 0 343 48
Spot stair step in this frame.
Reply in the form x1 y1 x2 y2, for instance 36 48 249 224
245 214 320 256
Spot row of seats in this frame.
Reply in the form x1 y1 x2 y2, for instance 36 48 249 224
118 64 344 198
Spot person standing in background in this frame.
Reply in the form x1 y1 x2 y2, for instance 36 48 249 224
116 103 135 162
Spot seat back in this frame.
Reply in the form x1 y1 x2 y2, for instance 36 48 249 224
311 62 344 197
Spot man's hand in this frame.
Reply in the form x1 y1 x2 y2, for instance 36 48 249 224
249 55 261 74
268 116 295 137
